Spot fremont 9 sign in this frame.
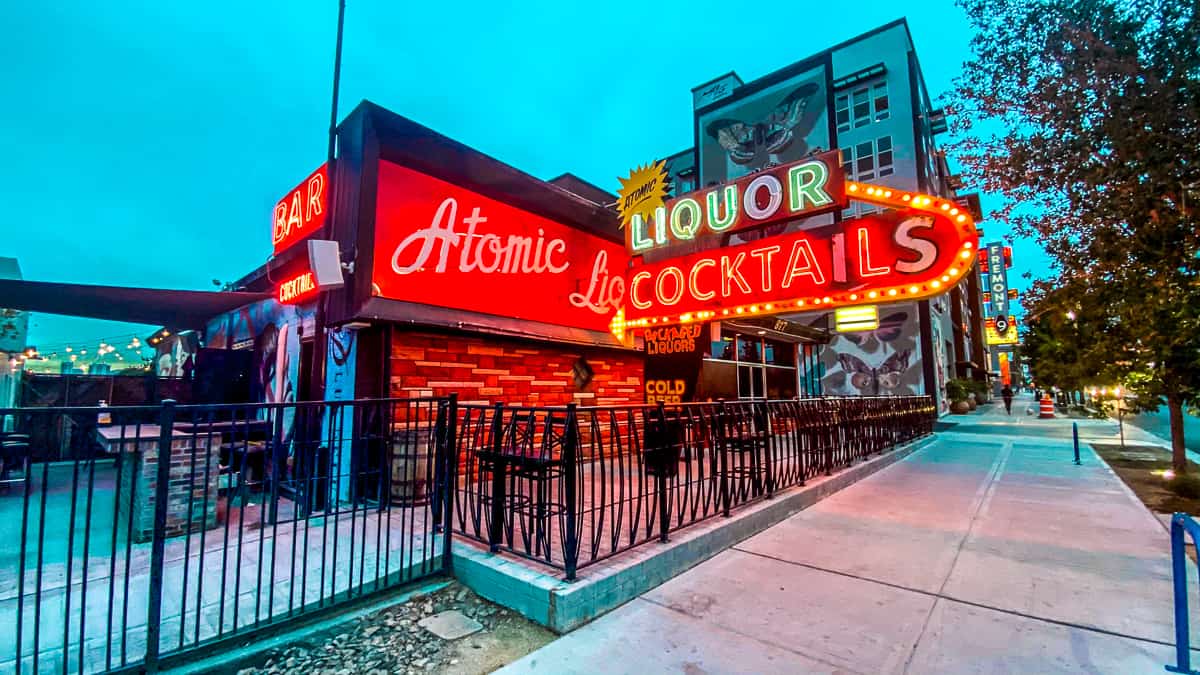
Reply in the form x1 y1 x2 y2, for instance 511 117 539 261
624 190 979 325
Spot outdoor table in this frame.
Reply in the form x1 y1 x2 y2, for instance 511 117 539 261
96 425 218 543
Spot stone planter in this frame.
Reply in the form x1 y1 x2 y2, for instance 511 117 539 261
951 400 971 414
967 398 978 411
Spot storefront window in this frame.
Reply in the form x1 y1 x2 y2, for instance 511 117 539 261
764 340 793 366
710 336 735 360
737 336 761 362
700 328 805 401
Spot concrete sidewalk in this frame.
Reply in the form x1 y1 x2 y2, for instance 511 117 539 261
500 396 1194 674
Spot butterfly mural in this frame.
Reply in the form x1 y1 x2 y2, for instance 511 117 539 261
701 76 828 243
799 303 923 397
837 349 912 395
705 82 824 172
841 312 908 349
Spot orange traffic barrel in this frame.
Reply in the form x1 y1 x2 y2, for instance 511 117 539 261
1038 395 1055 419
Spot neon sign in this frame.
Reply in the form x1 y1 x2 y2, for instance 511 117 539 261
625 151 845 254
372 161 627 332
278 269 317 304
623 183 978 327
273 164 328 255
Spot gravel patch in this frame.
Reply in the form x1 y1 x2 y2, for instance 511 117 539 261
232 581 554 675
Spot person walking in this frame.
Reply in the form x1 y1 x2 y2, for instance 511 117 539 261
1001 385 1014 415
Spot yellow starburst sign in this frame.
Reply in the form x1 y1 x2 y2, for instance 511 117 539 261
616 161 669 230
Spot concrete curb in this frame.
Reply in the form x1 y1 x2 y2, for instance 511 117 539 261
453 434 937 633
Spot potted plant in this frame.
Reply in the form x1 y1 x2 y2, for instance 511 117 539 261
946 379 971 414
970 380 990 406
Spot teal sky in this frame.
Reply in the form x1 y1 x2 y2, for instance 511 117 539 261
3 1 1043 353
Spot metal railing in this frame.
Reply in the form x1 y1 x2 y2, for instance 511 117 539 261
0 396 457 674
452 395 935 580
1168 512 1200 674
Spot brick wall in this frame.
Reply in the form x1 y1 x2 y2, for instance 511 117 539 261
389 330 644 406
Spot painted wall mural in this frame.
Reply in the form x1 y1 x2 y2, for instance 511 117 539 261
205 299 314 407
815 303 925 396
696 63 834 244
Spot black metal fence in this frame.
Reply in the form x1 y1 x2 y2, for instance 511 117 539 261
0 392 935 671
452 396 935 579
0 397 456 674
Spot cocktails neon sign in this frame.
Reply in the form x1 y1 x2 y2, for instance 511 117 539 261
625 150 844 254
622 181 978 329
278 269 317 304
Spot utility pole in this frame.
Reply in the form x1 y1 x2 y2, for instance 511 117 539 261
310 0 347 405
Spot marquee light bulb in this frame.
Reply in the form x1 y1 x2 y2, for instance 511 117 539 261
868 291 878 299
909 285 919 293
888 289 898 296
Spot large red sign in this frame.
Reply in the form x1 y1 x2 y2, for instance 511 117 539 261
273 164 328 255
371 161 626 332
626 151 845 254
625 207 977 324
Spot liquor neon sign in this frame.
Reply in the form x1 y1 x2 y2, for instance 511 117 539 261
273 164 328 255
278 269 317 304
622 182 978 328
625 150 844 254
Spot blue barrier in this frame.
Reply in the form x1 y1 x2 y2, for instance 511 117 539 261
1168 512 1200 674
1073 422 1081 465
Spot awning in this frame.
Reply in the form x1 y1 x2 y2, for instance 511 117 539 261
0 279 271 329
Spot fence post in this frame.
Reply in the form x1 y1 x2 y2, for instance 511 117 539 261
563 403 580 581
1168 514 1193 674
655 401 671 543
488 403 505 553
719 400 731 518
441 394 458 573
144 399 176 672
761 401 775 499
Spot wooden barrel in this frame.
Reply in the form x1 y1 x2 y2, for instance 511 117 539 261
391 426 434 506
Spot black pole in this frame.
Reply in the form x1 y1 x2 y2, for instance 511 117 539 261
308 0 346 407
327 0 346 171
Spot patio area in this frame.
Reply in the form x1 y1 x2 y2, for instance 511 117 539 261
0 461 442 674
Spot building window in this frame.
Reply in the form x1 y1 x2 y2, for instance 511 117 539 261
835 81 889 132
840 136 895 218
675 177 694 195
840 136 894 181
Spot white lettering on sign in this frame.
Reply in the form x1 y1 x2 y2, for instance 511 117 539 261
391 198 571 276
568 250 625 316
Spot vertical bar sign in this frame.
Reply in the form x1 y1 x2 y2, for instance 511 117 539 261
986 242 1009 319
985 241 1012 337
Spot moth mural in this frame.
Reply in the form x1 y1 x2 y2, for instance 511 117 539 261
697 65 832 244
817 305 925 396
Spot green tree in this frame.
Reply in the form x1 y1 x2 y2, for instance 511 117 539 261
949 0 1200 471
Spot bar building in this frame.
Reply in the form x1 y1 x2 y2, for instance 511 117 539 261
186 18 987 418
